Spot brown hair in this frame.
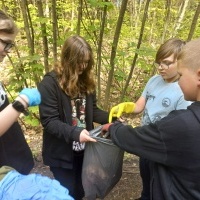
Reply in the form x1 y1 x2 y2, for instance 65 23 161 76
0 10 18 35
155 38 185 63
178 38 200 71
54 35 96 98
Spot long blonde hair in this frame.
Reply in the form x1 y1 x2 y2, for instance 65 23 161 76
54 35 96 98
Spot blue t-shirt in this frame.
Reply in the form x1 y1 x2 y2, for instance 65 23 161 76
141 75 191 125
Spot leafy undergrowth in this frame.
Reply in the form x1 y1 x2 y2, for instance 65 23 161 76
22 115 142 200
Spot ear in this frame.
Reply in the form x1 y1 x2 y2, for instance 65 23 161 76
197 69 200 86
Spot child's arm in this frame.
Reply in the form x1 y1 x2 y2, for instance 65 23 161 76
108 96 146 123
134 96 146 114
0 88 41 136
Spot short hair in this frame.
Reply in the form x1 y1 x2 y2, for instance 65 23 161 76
155 38 185 63
0 10 18 34
177 38 200 71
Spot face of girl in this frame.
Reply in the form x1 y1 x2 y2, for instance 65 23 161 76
0 33 15 62
77 54 90 75
155 54 179 83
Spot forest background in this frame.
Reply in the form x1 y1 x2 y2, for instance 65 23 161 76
1 0 200 127
1 1 200 198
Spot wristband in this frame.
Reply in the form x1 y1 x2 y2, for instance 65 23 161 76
12 100 29 116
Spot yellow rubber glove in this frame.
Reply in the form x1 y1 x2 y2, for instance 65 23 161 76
109 102 136 123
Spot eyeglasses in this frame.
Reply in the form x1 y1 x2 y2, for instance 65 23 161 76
154 61 176 70
0 38 14 52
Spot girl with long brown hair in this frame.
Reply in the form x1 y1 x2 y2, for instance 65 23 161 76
38 35 109 200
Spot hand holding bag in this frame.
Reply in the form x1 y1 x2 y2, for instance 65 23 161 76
82 125 124 200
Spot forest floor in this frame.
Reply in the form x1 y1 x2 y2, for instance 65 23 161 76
31 152 142 200
25 115 142 200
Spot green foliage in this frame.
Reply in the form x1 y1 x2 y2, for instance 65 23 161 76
23 106 40 127
1 0 199 124
88 0 114 9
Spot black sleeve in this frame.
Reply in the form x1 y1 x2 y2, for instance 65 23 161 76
109 122 167 164
38 76 82 143
110 107 200 171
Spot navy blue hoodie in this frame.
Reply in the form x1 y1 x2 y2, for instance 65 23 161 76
110 102 200 200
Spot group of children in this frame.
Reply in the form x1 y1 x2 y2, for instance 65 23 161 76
106 37 200 199
0 9 73 200
1 8 200 200
109 38 191 200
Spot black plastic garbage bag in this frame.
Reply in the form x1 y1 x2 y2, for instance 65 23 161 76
82 125 124 200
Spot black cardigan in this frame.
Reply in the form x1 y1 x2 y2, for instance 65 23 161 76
38 71 108 168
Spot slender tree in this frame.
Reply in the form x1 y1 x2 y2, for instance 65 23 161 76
161 0 171 43
77 0 83 35
104 0 128 109
52 0 58 63
20 0 34 54
82 0 98 45
120 0 151 101
36 0 49 73
187 2 200 41
97 1 108 102
172 0 189 37
149 9 156 44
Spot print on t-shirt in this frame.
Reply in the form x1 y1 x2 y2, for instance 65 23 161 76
71 94 86 151
143 92 171 125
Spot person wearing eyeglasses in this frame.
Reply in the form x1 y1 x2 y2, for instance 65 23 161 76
0 10 76 200
0 9 42 174
108 38 192 200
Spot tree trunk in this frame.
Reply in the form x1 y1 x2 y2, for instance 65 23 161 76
52 0 58 63
104 0 128 110
120 0 151 102
161 0 171 43
135 0 143 38
36 0 49 73
19 0 34 54
77 0 83 35
149 10 156 44
172 0 189 37
187 2 200 41
97 1 108 103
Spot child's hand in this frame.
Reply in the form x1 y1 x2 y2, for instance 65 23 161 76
100 123 113 138
109 102 135 122
19 88 41 106
80 129 96 143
